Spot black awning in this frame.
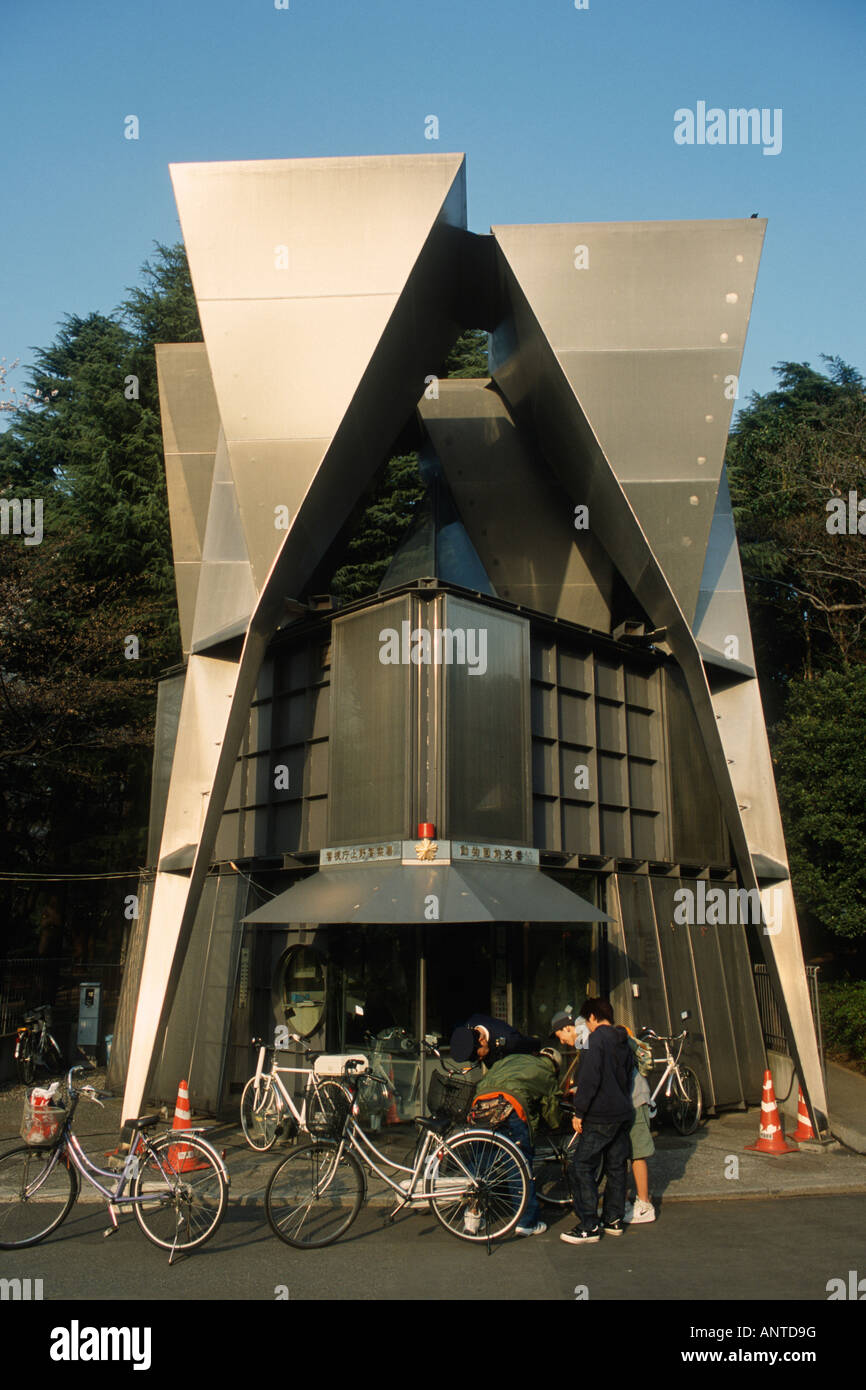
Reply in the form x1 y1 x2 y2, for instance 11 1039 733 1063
242 862 609 925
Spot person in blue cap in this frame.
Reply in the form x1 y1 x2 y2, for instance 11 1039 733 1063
449 1014 539 1067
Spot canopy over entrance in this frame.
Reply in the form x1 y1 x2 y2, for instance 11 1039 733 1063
243 863 609 925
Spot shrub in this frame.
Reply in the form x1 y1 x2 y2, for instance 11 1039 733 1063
819 982 866 1072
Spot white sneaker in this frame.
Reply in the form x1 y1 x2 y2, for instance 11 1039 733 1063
515 1221 547 1236
624 1198 655 1224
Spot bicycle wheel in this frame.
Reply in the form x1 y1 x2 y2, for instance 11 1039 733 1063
533 1145 573 1207
428 1130 528 1242
0 1146 78 1249
265 1142 364 1249
132 1134 227 1253
240 1076 282 1151
670 1067 703 1135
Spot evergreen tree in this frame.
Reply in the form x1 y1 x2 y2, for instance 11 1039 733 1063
327 329 489 601
0 244 201 873
726 357 866 693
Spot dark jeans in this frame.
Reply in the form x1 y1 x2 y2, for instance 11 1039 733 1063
498 1116 540 1227
570 1115 632 1233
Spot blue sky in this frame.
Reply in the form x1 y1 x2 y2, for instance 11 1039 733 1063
2 0 863 412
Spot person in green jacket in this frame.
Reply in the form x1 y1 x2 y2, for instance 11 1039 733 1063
472 1048 562 1237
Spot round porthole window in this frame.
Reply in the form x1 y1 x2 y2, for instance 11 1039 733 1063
274 945 326 1039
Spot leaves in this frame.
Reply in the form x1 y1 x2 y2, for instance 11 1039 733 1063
0 244 201 872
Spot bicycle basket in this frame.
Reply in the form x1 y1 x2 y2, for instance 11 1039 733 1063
20 1089 66 1148
306 1084 352 1138
426 1069 475 1124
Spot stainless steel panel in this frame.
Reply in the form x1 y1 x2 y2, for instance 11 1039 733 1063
421 381 614 630
614 874 670 1036
686 899 749 1109
490 219 763 355
191 433 257 650
622 478 720 623
663 667 729 864
650 877 710 1099
328 597 412 844
229 439 329 590
156 343 222 457
171 153 467 303
559 690 593 745
693 466 756 668
146 673 186 867
243 863 610 925
156 345 223 652
442 594 531 844
152 874 246 1112
630 810 662 860
556 347 740 483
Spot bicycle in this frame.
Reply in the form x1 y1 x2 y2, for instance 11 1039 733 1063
641 1028 703 1135
264 1040 532 1248
14 1005 65 1085
240 1036 376 1151
0 1064 229 1263
531 1100 608 1208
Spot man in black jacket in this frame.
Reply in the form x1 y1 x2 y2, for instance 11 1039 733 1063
560 997 634 1245
449 1014 539 1067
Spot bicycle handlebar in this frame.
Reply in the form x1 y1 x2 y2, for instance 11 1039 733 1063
639 1028 688 1044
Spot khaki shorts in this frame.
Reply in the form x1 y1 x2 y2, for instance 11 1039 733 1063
629 1103 655 1160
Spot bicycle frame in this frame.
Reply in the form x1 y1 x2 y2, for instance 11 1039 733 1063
14 1018 61 1069
44 1122 213 1214
248 1045 341 1132
647 1035 687 1113
331 1113 527 1213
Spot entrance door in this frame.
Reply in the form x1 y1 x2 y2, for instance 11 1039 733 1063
422 924 495 1045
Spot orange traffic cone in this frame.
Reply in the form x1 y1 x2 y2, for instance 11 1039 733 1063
791 1086 816 1142
384 1065 399 1125
745 1070 798 1155
167 1079 209 1172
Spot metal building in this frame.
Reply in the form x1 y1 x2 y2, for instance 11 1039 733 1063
111 153 828 1135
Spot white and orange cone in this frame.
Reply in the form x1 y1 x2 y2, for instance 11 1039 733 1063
791 1085 816 1142
167 1079 209 1172
745 1070 798 1156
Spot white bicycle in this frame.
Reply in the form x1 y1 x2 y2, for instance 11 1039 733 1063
240 1035 382 1151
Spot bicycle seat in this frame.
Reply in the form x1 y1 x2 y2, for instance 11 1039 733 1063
413 1115 451 1136
123 1114 161 1130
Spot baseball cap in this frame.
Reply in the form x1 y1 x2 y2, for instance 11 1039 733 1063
449 1025 478 1063
550 1010 574 1034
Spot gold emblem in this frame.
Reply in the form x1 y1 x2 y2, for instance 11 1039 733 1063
415 838 438 861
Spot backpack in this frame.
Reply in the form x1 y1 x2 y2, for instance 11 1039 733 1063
628 1032 653 1078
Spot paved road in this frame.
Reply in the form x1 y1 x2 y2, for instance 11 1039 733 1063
2 1192 863 1303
